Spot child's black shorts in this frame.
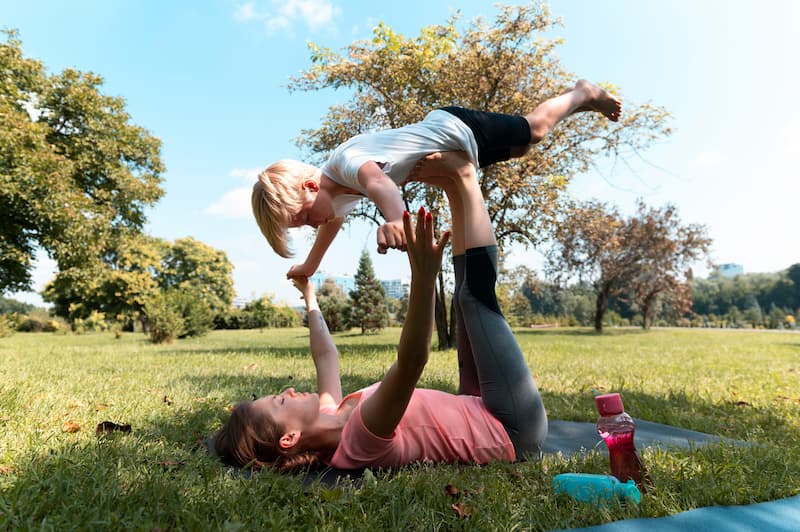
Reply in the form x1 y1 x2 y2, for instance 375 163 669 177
439 106 531 168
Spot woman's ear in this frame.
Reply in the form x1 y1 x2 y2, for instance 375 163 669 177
279 431 301 450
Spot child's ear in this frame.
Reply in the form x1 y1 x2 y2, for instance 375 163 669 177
302 179 320 192
279 431 301 449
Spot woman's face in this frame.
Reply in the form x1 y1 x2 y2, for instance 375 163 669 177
251 388 320 432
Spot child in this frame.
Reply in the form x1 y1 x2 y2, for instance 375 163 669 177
252 80 621 279
216 158 547 471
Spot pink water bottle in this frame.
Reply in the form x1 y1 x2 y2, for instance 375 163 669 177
595 393 650 490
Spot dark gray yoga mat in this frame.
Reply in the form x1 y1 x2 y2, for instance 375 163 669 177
542 418 732 455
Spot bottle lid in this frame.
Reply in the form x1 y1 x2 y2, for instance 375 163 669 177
595 393 624 415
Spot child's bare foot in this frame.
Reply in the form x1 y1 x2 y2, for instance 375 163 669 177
407 151 476 187
573 79 622 122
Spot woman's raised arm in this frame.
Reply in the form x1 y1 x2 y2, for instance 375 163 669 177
359 208 450 437
292 277 343 407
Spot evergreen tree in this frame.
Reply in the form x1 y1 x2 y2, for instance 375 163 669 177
350 249 388 334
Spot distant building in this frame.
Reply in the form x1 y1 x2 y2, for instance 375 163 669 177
380 279 408 299
309 271 356 295
309 271 408 299
716 263 744 278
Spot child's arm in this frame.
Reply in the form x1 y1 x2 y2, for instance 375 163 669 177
357 161 407 254
359 208 450 437
286 216 345 279
292 277 343 407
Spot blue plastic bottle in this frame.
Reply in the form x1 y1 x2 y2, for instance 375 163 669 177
552 473 641 505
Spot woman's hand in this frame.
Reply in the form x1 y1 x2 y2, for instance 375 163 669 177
402 207 450 284
291 276 317 309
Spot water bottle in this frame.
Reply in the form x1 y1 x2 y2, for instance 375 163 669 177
595 393 650 490
552 473 641 506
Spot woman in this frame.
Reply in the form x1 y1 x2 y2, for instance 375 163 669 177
215 152 548 471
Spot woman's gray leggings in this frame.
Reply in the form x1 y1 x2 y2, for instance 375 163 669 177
453 246 548 459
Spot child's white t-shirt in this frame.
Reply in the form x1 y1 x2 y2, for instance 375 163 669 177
320 110 479 216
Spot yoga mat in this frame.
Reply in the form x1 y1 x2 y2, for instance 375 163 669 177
564 494 800 532
542 418 733 455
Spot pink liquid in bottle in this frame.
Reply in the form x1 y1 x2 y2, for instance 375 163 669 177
595 393 651 491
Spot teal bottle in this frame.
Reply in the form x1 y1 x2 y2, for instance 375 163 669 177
552 473 641 505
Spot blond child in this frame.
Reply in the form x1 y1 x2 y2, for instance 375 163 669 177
251 80 621 279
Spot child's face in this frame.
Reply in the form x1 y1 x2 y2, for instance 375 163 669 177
288 186 335 229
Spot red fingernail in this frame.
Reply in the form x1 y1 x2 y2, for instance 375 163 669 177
418 207 425 215
403 210 410 218
426 213 432 221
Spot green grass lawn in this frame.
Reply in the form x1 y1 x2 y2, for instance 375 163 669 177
1 327 798 530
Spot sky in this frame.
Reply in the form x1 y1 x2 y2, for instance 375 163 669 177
3 0 799 307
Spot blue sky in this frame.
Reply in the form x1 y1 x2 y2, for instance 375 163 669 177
3 0 799 306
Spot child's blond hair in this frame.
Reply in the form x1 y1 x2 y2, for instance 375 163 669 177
251 160 319 258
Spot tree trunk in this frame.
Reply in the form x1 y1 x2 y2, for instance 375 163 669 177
594 288 609 333
434 271 453 349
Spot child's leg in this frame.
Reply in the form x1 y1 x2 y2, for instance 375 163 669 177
515 80 622 156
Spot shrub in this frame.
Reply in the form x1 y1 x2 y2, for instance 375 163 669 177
144 288 214 343
0 315 14 337
144 292 185 344
17 316 45 332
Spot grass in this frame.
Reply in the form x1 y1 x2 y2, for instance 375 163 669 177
1 327 799 530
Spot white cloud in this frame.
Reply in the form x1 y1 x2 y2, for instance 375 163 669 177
279 0 338 31
230 167 261 182
233 1 258 21
232 0 340 33
206 187 251 218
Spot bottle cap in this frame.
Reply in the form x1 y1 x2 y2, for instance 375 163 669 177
595 393 624 415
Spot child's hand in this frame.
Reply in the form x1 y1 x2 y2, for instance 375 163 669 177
287 262 316 279
291 276 315 301
403 207 450 282
377 220 407 255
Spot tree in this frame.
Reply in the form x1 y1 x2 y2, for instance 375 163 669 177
1 31 164 294
547 201 630 332
350 249 389 334
625 201 711 329
43 235 234 330
787 263 800 311
287 3 670 347
547 200 710 332
158 237 234 316
317 278 351 333
43 231 162 326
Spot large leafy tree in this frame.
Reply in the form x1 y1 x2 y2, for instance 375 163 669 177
350 249 389 334
0 31 164 294
158 237 234 316
624 202 711 329
547 200 710 332
288 3 670 347
44 235 234 326
42 231 162 324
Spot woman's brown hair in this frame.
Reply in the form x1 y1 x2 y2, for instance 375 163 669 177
214 401 321 473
